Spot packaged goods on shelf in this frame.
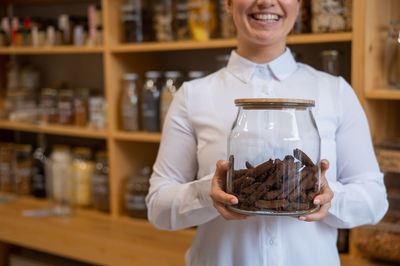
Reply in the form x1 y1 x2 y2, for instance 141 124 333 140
123 167 151 219
13 144 33 195
311 0 351 33
292 0 311 34
386 20 400 90
321 50 340 75
32 134 47 198
375 139 400 174
153 0 174 42
141 71 161 132
160 71 182 128
89 96 107 130
120 73 140 132
91 151 109 212
0 143 15 193
71 147 94 207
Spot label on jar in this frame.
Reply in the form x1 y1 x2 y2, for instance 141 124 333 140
91 174 108 195
125 194 146 210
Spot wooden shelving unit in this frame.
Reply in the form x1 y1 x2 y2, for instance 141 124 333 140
0 0 398 264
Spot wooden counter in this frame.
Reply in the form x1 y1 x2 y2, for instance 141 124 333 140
0 196 395 266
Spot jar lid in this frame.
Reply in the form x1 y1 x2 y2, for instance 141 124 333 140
123 73 138 80
188 71 206 79
234 98 315 109
145 71 162 79
321 50 339 57
164 71 182 79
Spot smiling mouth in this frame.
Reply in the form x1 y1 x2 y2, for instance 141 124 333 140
250 13 281 23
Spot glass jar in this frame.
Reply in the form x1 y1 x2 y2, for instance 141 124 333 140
188 0 211 41
71 147 94 207
0 143 14 193
292 0 311 34
120 73 139 132
121 0 143 43
386 20 400 90
217 0 236 38
311 0 346 33
187 70 206 80
174 0 191 40
321 50 339 76
40 88 58 124
32 134 47 198
153 0 173 42
13 144 33 195
89 95 107 130
227 98 321 216
91 151 109 212
58 89 74 125
141 71 161 132
47 145 73 216
123 167 151 219
74 88 90 127
160 71 182 128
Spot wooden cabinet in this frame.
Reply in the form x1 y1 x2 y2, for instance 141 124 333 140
0 0 398 264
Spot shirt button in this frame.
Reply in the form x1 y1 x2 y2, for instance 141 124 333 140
269 239 274 245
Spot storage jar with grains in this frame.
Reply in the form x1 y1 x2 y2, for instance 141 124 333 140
123 167 151 219
227 98 321 216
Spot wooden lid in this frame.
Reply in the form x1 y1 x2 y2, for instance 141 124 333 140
234 98 315 108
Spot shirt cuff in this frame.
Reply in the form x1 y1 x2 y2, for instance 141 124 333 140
196 173 214 208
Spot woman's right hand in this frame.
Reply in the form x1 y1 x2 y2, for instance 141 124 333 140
210 160 252 220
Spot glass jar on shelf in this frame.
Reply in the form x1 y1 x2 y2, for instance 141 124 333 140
321 50 339 76
0 143 14 193
58 89 74 125
217 0 236 38
74 88 90 127
91 150 109 212
141 71 161 132
188 0 211 41
227 98 321 216
13 144 33 195
46 145 73 216
71 147 94 208
153 0 173 42
40 88 58 124
120 73 139 132
311 0 346 33
386 20 400 90
174 0 191 40
160 71 182 128
123 167 151 219
121 0 143 43
32 134 47 198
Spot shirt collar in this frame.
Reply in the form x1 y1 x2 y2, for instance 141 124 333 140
226 48 298 84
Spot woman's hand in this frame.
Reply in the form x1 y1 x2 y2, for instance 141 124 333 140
298 159 334 222
210 160 252 220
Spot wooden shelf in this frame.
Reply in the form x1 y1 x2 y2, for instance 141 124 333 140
365 89 400 100
0 196 195 265
0 46 104 55
114 131 161 143
0 120 108 139
110 32 352 53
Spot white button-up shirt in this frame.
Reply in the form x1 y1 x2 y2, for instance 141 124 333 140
146 49 389 266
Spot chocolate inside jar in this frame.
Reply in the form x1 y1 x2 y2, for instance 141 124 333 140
228 148 319 213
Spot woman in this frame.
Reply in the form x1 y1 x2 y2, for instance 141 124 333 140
146 0 388 265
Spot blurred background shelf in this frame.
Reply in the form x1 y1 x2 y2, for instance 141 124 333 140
0 46 104 55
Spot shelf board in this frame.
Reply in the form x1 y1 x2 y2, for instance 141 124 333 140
0 46 104 55
0 196 195 265
365 89 400 100
110 32 352 53
114 131 161 143
0 120 108 139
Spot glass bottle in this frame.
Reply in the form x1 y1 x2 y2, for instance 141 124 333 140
188 0 211 41
123 167 151 219
387 20 400 89
120 73 140 132
58 89 74 125
71 147 94 208
321 50 339 76
153 0 173 42
32 134 47 198
174 0 191 40
40 88 58 124
121 0 143 43
74 88 90 127
141 71 161 132
46 145 73 216
160 71 182 128
13 144 33 195
227 98 321 216
91 151 109 212
217 0 236 38
0 143 14 193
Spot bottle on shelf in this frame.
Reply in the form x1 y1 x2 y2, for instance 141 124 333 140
91 150 109 212
13 144 33 196
160 71 182 128
0 143 14 193
58 89 75 125
71 147 94 208
74 88 90 127
120 73 140 132
32 134 47 198
141 71 161 132
121 0 144 43
321 50 339 76
386 20 400 90
153 0 173 42
174 0 191 40
123 166 151 219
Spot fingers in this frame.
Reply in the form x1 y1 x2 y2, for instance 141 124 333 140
213 201 250 220
299 202 331 222
215 160 230 178
320 159 329 177
210 160 238 205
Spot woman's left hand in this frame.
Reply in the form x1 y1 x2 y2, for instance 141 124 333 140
298 159 334 222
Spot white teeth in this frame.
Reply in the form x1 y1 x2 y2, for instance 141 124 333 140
253 13 279 22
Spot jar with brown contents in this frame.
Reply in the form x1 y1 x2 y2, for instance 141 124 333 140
71 147 94 207
227 98 321 216
74 88 90 127
13 144 33 195
58 89 74 125
91 151 109 212
123 167 151 219
0 143 15 193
